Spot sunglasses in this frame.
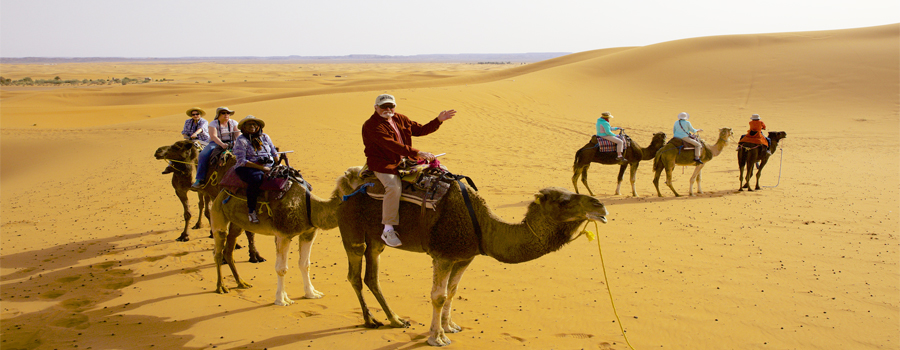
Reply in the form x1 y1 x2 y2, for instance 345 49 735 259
379 104 396 109
219 111 233 115
191 113 200 116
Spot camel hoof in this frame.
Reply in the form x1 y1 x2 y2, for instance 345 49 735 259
304 290 325 299
444 321 462 333
191 224 202 230
275 291 294 306
216 285 230 294
236 280 253 289
389 317 411 328
249 254 266 263
176 235 190 242
364 320 384 329
427 335 451 347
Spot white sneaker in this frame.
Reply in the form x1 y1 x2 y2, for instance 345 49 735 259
381 229 402 247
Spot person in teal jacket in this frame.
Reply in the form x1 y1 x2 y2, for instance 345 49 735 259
596 111 625 161
673 112 704 164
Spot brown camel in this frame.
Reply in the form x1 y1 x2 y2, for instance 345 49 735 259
652 127 734 197
154 140 264 263
738 131 787 191
336 184 608 347
210 166 365 305
572 132 667 196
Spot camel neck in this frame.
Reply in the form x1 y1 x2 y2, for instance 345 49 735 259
478 203 582 264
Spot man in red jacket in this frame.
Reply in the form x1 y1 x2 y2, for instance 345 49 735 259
362 94 456 247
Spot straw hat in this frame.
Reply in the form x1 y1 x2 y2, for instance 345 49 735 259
215 106 235 115
186 107 205 117
678 112 689 120
238 115 265 129
751 114 760 120
601 111 614 118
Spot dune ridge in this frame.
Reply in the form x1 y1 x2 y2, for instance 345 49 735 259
1 24 898 349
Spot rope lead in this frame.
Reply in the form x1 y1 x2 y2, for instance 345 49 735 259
584 221 637 350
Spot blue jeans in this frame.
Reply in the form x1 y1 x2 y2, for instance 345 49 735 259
236 167 265 213
195 143 220 182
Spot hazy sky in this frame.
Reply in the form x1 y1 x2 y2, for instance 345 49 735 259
1 0 897 58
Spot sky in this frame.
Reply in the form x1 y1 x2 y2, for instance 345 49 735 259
1 0 897 58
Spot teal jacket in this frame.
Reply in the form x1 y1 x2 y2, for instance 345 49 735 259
596 118 620 136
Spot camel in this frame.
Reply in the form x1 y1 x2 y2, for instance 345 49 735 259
210 166 365 305
336 183 608 347
738 131 787 191
652 127 734 197
154 140 264 263
572 132 667 196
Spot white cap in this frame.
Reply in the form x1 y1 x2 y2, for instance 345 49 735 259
678 112 689 120
751 114 760 120
375 94 396 106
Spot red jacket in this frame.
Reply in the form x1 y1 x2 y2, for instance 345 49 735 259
362 112 442 174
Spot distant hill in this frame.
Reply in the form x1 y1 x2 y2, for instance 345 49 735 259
0 53 571 64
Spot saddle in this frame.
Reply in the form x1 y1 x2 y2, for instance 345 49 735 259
218 165 309 201
666 137 702 150
590 135 630 153
739 131 769 147
355 159 476 210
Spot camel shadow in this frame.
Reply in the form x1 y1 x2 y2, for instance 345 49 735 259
590 189 741 205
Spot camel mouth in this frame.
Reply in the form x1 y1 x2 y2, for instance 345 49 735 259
587 213 608 224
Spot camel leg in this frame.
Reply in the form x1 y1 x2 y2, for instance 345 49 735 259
245 231 266 263
214 223 229 294
754 158 768 190
192 193 205 230
274 234 295 306
297 233 324 299
364 247 410 329
615 163 627 195
628 163 639 197
345 241 384 328
224 224 252 290
176 189 192 242
571 167 583 195
689 165 704 196
442 259 473 333
428 259 455 347
665 164 680 197
653 168 664 197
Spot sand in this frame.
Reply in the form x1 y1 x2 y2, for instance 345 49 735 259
1 24 898 349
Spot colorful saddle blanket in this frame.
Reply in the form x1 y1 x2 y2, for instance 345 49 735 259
218 165 308 201
591 135 630 153
739 131 768 147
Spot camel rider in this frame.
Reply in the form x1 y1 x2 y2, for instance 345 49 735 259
673 112 704 164
232 115 279 224
596 111 626 162
162 107 210 174
361 94 456 247
192 107 239 190
741 114 771 154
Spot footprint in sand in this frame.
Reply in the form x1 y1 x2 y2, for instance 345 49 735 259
554 332 595 339
501 332 526 342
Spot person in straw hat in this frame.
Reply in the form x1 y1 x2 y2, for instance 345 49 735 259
192 107 239 190
596 111 626 162
232 115 278 223
162 107 210 174
673 112 704 164
362 93 456 247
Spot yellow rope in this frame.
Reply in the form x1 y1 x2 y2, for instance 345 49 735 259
222 189 274 217
584 221 637 350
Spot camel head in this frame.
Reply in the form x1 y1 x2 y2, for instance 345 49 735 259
332 166 369 197
719 127 734 142
651 132 667 145
530 187 608 224
154 140 197 162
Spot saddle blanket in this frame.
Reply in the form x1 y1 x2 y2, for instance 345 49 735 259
739 131 768 147
666 137 700 150
218 167 294 200
358 162 453 210
592 135 629 153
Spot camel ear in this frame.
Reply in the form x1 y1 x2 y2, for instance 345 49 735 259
533 192 544 205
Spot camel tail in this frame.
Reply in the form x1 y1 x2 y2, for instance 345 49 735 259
652 153 663 173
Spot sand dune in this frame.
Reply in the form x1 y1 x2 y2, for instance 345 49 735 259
1 24 898 349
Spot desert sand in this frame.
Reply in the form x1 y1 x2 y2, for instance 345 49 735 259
1 24 898 350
